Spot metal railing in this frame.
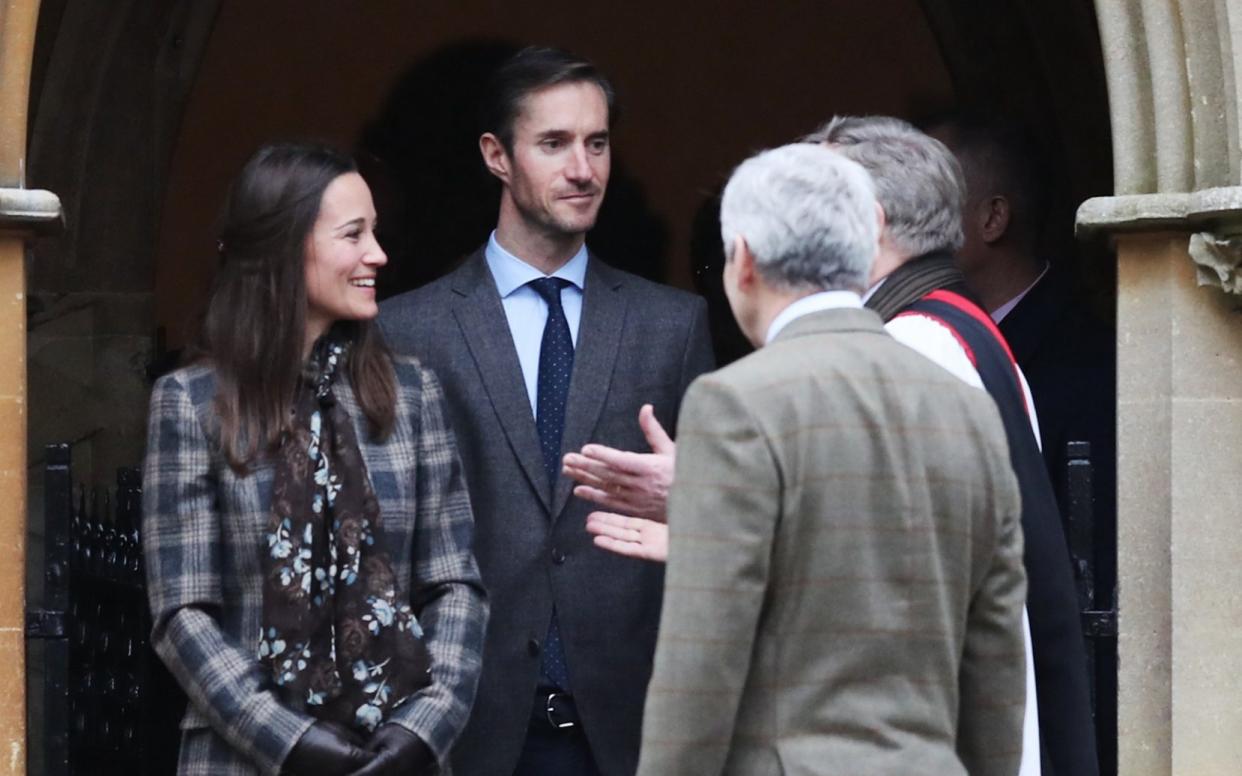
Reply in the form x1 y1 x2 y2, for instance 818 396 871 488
1063 440 1119 776
27 444 183 774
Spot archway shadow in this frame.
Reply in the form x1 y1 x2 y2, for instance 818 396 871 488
358 38 669 298
688 189 752 367
359 40 513 297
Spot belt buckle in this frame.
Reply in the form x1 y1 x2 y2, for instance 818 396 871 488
545 691 576 729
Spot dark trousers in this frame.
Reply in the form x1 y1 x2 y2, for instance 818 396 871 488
511 689 602 776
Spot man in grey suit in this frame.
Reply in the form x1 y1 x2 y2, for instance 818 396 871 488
379 47 713 776
636 143 1027 776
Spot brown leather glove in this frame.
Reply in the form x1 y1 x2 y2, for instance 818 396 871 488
282 721 374 775
347 724 435 776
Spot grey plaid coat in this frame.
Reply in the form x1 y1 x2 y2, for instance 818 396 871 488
142 356 487 775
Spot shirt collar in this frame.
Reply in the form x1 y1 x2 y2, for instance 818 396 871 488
992 262 1050 323
485 231 589 298
765 290 863 344
861 275 887 304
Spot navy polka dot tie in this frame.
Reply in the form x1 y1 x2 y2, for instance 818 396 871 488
530 277 574 690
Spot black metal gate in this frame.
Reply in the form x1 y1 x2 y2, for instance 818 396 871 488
26 444 183 775
1063 441 1119 776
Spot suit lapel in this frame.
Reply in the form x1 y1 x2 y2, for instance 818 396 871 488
449 253 553 511
552 257 627 519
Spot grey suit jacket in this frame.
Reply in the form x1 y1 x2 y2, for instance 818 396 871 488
379 249 714 776
638 308 1027 776
143 357 487 775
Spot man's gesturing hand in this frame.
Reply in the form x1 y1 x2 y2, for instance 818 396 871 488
563 404 677 521
585 512 670 563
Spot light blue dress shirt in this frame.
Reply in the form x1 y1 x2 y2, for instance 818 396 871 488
484 230 587 417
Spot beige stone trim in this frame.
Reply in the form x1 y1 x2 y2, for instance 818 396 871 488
0 0 39 189
0 1 42 772
1077 187 1242 235
1078 187 1242 295
1112 229 1242 775
1113 233 1177 776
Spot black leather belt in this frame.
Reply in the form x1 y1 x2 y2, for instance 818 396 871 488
535 687 580 730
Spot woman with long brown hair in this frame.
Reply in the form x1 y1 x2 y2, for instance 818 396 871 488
142 142 487 775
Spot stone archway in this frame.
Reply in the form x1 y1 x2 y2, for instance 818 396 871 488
0 0 60 768
9 1 1235 774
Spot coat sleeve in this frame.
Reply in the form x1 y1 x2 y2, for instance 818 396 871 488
142 373 315 776
636 376 779 776
383 366 489 763
957 453 1028 776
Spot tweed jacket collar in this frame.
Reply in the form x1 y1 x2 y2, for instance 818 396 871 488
768 306 889 344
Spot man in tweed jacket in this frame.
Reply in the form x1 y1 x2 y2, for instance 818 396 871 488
143 357 487 775
637 144 1027 776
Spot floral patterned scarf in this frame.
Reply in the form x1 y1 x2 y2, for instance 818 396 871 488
258 336 431 732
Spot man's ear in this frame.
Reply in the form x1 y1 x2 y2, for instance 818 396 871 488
733 235 756 289
980 195 1011 244
479 133 511 184
870 203 898 286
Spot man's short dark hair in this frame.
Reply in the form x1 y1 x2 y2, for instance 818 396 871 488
480 46 616 153
924 111 1052 250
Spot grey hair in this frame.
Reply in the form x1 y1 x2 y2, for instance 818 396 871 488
720 143 878 293
802 115 965 257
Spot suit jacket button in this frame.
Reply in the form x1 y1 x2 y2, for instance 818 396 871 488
528 638 541 657
551 548 566 565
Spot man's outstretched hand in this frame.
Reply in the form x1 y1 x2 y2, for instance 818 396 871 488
563 404 677 521
585 511 670 563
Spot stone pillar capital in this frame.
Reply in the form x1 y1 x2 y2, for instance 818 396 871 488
1077 187 1242 237
0 188 63 236
1078 188 1242 296
1092 0 1242 748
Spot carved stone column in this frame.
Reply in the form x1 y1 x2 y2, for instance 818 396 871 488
0 1 60 772
1087 2 1242 773
1082 200 1242 776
